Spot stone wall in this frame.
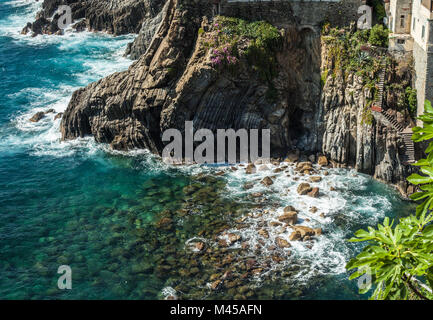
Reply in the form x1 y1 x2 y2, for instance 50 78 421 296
413 40 433 120
220 0 366 30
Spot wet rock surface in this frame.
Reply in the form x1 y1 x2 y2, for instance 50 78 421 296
23 0 166 37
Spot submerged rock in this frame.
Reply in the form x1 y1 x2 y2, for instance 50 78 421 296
308 187 320 198
289 231 302 241
283 205 297 213
210 280 221 290
278 211 297 224
260 176 273 187
245 164 256 174
317 156 328 166
309 176 322 183
29 112 46 123
275 237 291 248
297 183 312 195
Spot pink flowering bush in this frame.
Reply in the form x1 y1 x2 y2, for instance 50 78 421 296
200 16 282 82
210 47 238 66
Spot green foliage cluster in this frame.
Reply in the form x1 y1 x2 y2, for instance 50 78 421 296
371 0 387 23
361 101 374 125
321 69 329 88
321 25 384 81
368 24 389 47
347 101 433 300
405 87 418 118
202 16 282 85
322 25 390 124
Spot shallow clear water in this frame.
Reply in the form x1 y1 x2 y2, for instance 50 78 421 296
0 0 416 300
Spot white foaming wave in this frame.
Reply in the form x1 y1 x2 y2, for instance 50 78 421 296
0 0 135 52
217 163 392 286
0 0 41 38
0 1 139 160
5 57 133 158
76 43 134 84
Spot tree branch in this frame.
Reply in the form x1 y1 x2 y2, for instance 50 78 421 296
403 274 431 300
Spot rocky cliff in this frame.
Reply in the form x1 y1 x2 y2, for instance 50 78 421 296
58 0 417 196
317 28 417 196
61 0 319 156
22 0 165 43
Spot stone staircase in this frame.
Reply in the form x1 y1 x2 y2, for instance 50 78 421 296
369 54 416 164
373 60 387 111
381 109 415 164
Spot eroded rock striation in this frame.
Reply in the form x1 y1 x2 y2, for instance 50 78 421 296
59 0 418 196
61 0 318 157
22 0 165 37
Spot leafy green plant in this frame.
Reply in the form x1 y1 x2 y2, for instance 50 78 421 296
368 24 389 47
371 0 387 23
321 69 329 88
322 25 383 85
202 16 282 100
405 87 417 119
361 102 374 125
347 100 433 300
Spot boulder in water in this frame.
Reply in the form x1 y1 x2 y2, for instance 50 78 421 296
297 183 312 195
318 156 328 166
289 231 302 241
308 187 320 198
284 205 297 213
278 211 297 224
309 176 322 183
260 176 273 187
245 163 256 174
54 112 63 120
275 237 291 248
29 112 46 123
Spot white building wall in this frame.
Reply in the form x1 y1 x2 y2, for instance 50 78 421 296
411 0 430 50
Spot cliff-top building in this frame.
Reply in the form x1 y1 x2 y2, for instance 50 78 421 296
386 0 433 118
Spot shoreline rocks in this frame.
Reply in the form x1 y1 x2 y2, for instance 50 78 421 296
23 0 165 37
29 109 56 122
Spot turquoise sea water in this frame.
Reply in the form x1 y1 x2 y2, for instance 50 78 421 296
0 0 416 300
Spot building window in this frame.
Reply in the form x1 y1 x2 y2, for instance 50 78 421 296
397 39 405 44
400 15 405 28
413 17 416 31
422 25 426 39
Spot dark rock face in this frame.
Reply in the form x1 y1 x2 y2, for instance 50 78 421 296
61 0 321 158
60 0 417 195
124 0 168 59
22 0 165 37
318 39 417 196
29 112 46 123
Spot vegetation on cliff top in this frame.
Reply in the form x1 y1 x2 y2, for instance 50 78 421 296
347 101 433 300
322 24 415 122
321 23 388 81
201 16 282 100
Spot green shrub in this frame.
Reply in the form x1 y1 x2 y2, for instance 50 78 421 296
347 100 433 300
368 24 389 47
202 16 282 100
371 0 387 23
406 87 417 118
321 69 329 87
